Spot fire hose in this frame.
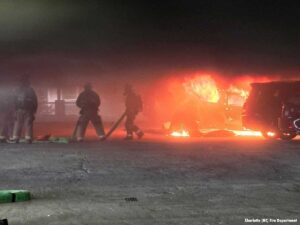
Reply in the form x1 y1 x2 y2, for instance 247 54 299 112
105 111 126 139
71 112 126 140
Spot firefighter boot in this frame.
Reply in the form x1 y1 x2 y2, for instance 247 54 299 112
8 138 19 144
77 137 84 142
0 137 6 143
99 135 106 141
136 130 144 139
124 133 133 140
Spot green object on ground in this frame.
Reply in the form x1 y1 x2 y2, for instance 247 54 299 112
0 191 12 203
0 190 31 203
48 136 69 144
57 137 69 144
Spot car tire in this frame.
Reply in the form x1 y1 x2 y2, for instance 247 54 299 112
280 132 297 141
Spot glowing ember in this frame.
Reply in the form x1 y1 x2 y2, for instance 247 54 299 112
183 75 220 103
170 130 190 137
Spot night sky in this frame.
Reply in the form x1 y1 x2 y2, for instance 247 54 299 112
1 0 300 84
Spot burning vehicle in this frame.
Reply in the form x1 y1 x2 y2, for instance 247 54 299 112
160 75 249 137
242 81 300 140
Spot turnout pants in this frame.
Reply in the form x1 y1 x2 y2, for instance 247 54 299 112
0 112 13 140
12 109 35 140
125 112 141 136
76 111 105 139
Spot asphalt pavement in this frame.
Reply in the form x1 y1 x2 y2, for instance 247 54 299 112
0 135 299 225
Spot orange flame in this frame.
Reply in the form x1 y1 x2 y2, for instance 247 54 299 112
227 85 250 106
183 75 220 103
182 75 250 106
227 85 249 98
160 72 295 138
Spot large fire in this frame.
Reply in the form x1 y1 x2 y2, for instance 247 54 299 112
156 73 288 138
165 74 260 137
227 85 249 106
182 75 250 106
183 75 220 103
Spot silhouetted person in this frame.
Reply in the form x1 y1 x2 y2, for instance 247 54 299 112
11 75 38 143
123 84 144 140
0 87 15 143
75 83 105 141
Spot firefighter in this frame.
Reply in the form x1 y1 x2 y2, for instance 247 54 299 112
10 75 38 144
0 88 14 143
124 84 144 140
75 83 105 141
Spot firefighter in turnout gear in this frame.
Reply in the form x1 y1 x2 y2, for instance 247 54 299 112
124 84 144 140
75 83 105 141
11 75 38 143
0 88 14 143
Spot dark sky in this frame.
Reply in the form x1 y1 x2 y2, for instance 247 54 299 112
1 0 300 83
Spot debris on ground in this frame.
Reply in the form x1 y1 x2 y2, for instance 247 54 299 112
125 197 138 202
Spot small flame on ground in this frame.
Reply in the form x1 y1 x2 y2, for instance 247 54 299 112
168 129 278 138
266 131 276 137
170 130 190 137
233 130 262 137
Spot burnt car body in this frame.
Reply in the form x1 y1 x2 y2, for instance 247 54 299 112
242 81 300 140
